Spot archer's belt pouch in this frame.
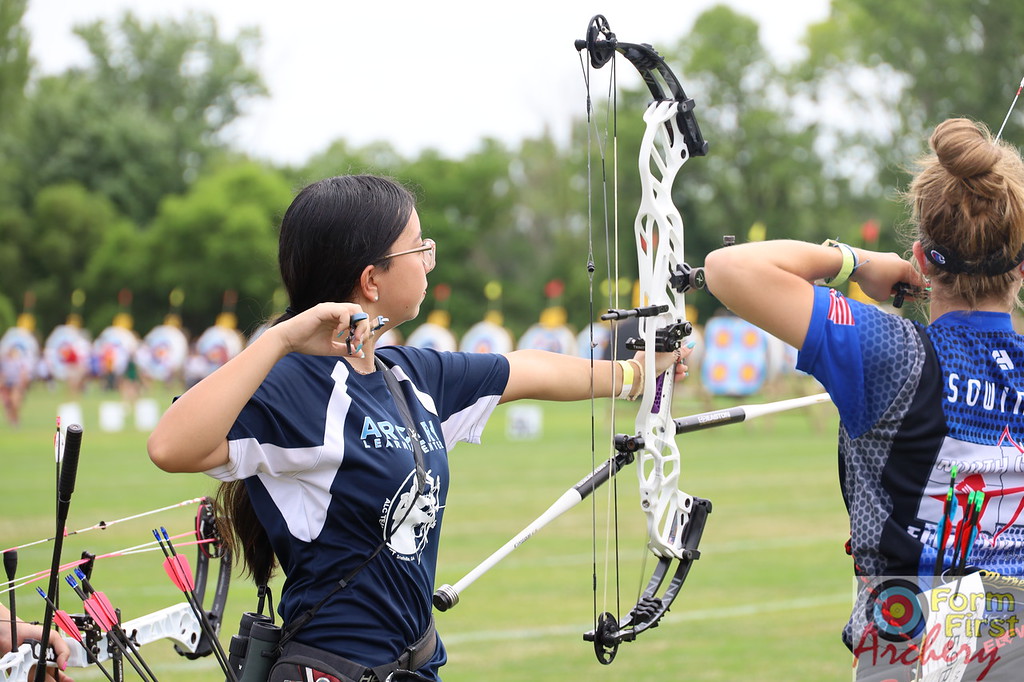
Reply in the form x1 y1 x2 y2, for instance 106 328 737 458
268 617 436 682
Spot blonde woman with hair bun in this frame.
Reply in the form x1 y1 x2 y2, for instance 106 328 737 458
704 117 1024 677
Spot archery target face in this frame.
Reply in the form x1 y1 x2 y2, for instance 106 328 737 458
866 578 927 642
0 327 39 379
136 325 188 381
196 325 243 365
700 316 767 396
406 322 458 352
93 326 139 376
460 320 513 354
517 324 576 354
44 325 91 381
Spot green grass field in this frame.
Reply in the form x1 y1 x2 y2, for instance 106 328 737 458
1 381 855 681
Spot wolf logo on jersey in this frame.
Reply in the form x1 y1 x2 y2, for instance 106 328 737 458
381 468 441 561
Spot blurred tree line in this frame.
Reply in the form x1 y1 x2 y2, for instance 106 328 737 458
1 1 1022 341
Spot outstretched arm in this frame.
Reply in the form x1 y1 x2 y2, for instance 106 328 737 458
148 302 371 473
500 346 691 404
702 240 924 349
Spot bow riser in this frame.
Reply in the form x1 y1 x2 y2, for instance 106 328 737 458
634 99 695 560
580 14 710 662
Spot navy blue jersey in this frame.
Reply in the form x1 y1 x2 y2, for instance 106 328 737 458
206 345 509 679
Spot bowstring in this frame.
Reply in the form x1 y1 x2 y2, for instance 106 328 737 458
608 54 624 627
579 44 623 632
1 497 207 555
2 498 214 609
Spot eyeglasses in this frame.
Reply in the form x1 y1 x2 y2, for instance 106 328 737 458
382 238 436 273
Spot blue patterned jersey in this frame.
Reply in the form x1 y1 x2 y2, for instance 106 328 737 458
798 288 1024 643
205 345 509 679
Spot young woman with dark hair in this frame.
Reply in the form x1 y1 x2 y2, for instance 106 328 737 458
148 174 689 681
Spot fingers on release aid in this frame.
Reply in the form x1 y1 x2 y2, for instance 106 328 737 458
345 312 369 354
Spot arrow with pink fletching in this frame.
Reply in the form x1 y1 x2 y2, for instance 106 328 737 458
153 528 235 682
66 571 159 682
35 587 114 682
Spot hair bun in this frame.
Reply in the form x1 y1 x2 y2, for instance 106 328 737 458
930 118 1000 179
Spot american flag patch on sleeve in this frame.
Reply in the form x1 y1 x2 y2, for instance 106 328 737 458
826 288 854 326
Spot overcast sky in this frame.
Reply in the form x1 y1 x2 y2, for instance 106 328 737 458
24 0 829 165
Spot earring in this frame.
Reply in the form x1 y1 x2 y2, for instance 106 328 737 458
374 294 379 301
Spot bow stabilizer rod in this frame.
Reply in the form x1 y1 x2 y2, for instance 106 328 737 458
3 552 16 658
34 424 83 682
432 450 636 612
674 392 832 433
995 75 1024 141
612 393 833 455
433 393 834 615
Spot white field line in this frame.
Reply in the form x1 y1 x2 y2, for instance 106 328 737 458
442 591 850 644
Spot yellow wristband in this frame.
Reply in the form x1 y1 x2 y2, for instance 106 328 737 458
626 359 644 401
616 360 634 400
823 239 857 287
